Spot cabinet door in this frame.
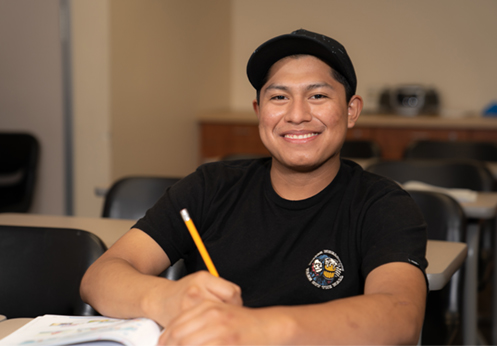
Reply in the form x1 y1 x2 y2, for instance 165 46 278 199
346 127 374 140
469 130 497 142
200 123 269 161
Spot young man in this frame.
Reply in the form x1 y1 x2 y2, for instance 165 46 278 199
81 29 428 345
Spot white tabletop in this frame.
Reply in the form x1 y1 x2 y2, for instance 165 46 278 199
425 240 467 290
459 192 497 219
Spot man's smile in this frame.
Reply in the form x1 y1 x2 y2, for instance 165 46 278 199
283 132 319 139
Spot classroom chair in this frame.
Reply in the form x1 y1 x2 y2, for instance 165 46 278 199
0 132 39 213
0 225 107 318
367 159 494 344
407 190 466 345
102 176 181 220
404 140 497 162
366 159 495 192
102 176 186 280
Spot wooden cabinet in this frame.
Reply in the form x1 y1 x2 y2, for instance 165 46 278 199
199 112 497 162
201 123 269 160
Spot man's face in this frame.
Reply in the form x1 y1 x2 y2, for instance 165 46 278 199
253 55 361 173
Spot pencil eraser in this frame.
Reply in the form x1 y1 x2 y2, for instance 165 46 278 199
180 209 190 221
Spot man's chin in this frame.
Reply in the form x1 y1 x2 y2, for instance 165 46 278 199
273 154 340 173
277 158 324 173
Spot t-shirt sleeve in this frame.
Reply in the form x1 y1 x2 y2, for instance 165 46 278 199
132 170 206 265
359 184 428 281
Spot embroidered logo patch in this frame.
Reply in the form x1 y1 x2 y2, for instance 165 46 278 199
306 250 344 289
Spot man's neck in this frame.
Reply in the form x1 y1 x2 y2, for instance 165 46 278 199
269 158 341 201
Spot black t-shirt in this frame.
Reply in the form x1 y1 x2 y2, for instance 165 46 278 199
134 158 427 307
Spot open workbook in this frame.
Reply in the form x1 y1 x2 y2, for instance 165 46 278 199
0 314 162 346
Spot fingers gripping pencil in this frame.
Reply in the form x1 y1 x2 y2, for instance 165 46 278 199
180 208 219 277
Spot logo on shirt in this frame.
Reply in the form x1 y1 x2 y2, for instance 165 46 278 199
306 250 344 289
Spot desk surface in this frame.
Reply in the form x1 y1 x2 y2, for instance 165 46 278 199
459 192 497 219
0 318 32 340
0 213 135 248
425 240 467 290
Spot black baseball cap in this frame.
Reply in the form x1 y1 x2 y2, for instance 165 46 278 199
246 29 357 95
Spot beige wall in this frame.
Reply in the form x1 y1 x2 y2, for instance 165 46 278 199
231 0 497 114
109 0 231 182
72 0 112 217
71 0 231 216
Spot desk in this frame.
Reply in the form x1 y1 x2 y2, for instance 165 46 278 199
448 192 497 345
0 319 32 340
425 240 467 291
0 239 466 341
0 215 467 341
0 213 135 248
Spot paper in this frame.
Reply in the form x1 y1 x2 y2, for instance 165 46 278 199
0 315 161 346
403 180 478 203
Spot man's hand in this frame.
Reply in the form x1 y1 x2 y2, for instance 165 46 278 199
159 301 286 345
149 271 243 328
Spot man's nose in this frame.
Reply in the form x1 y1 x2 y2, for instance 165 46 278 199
284 98 312 124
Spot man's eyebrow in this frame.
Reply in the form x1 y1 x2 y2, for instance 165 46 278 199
263 84 289 93
306 83 334 91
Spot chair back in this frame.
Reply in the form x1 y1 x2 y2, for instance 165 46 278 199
102 176 185 280
367 159 495 191
407 190 466 345
409 190 466 243
341 140 381 159
0 132 39 212
0 225 107 318
102 176 181 220
405 140 497 162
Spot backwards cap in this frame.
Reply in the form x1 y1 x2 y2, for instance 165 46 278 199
246 29 357 95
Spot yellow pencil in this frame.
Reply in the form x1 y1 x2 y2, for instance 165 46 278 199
180 208 219 277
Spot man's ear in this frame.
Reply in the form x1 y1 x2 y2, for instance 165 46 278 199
347 95 363 129
253 99 261 121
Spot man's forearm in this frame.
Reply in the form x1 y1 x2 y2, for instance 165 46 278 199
80 257 172 322
264 292 424 345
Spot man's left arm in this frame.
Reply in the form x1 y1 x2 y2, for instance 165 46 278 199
159 261 426 345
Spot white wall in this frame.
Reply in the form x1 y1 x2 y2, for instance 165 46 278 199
0 0 66 215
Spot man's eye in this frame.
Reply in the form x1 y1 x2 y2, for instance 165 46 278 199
271 95 286 100
311 94 327 99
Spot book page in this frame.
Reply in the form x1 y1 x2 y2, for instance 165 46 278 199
0 315 161 346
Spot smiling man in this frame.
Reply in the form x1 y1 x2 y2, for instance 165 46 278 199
81 29 428 345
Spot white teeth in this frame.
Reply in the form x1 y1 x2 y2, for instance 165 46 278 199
284 133 318 139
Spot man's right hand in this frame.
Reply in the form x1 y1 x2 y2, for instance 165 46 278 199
146 271 243 327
